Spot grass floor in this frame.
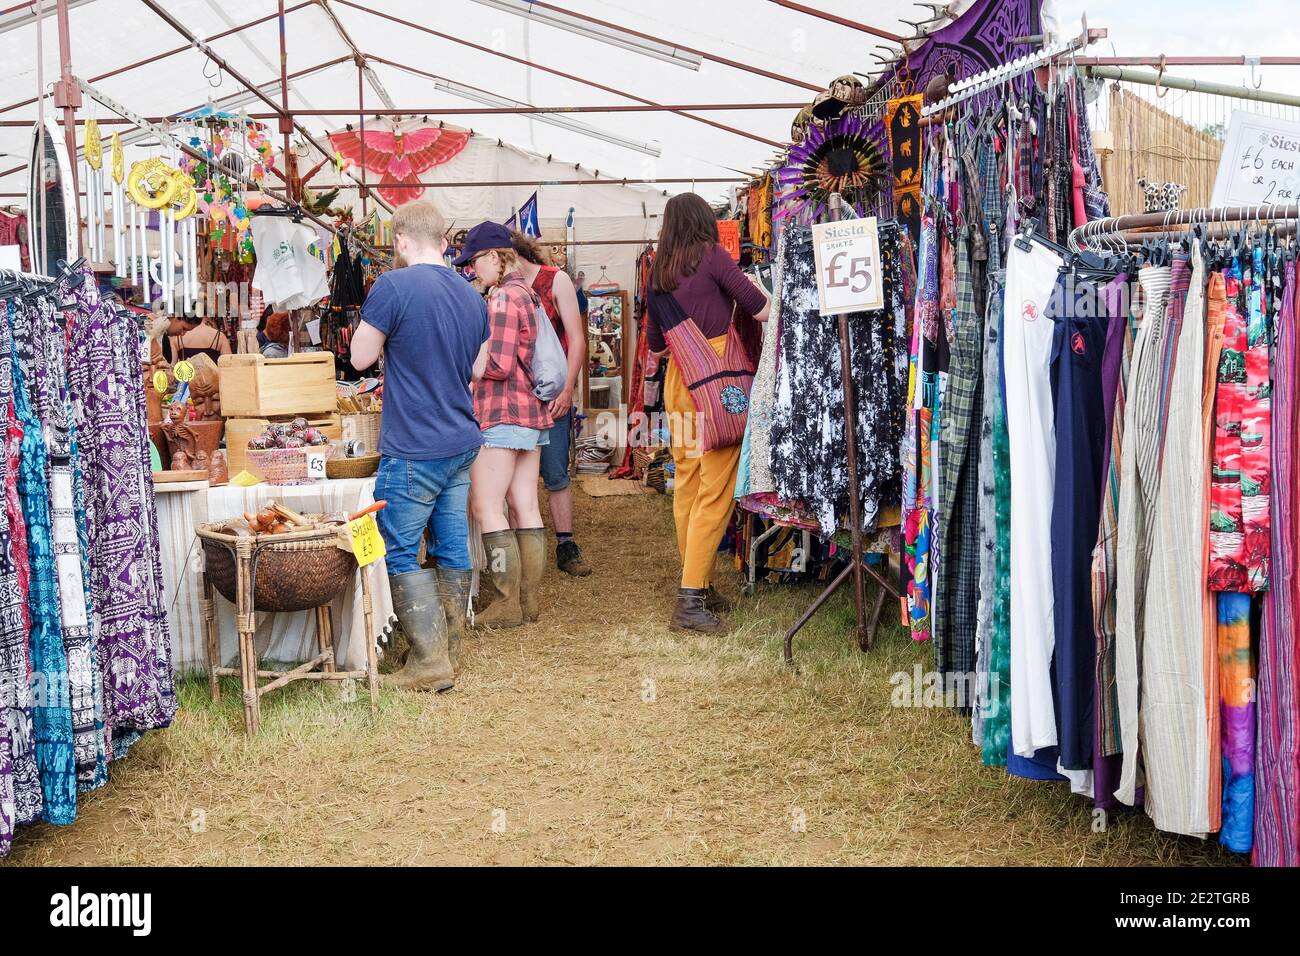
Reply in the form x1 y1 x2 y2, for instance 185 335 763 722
3 488 1241 866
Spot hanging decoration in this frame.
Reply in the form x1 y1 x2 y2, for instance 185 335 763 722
327 124 471 207
175 108 277 262
110 132 126 278
885 94 924 244
775 112 887 222
124 155 198 314
82 117 106 263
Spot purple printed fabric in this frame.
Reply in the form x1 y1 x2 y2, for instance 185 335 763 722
888 0 1039 105
64 275 176 738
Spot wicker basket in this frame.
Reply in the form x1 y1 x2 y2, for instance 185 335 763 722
197 521 357 613
326 453 380 480
341 412 382 456
245 445 335 485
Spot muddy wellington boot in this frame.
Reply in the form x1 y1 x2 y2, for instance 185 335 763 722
472 571 502 614
435 567 473 665
515 528 548 623
475 530 523 628
670 587 725 634
386 569 455 692
556 538 593 577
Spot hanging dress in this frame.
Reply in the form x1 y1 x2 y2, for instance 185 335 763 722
30 300 105 791
0 297 40 851
65 284 176 739
9 296 75 825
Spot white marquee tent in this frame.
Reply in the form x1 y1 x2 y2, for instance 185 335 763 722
0 0 936 241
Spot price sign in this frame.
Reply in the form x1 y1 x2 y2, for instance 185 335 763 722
811 217 884 316
717 219 741 261
349 513 386 568
1212 109 1300 207
172 359 196 383
304 450 329 481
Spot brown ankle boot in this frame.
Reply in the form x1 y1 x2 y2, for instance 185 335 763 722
475 530 523 628
670 587 724 634
556 539 592 576
516 528 547 623
704 585 733 615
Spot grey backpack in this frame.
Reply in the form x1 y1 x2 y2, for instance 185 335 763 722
529 293 568 402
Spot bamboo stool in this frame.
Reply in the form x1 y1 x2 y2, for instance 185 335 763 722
197 523 381 735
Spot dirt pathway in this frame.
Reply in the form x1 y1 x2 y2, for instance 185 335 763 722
3 489 1235 866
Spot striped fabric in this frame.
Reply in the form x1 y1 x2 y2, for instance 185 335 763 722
903 212 941 640
1255 257 1300 867
1140 247 1211 836
1092 286 1135 759
1115 264 1172 806
650 290 756 453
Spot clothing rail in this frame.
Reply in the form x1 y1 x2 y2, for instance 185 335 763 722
1069 205 1300 252
921 20 1103 117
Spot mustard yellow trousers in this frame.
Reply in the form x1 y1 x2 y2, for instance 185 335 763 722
665 334 741 590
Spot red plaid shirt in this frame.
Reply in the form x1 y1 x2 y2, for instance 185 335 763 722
474 273 554 432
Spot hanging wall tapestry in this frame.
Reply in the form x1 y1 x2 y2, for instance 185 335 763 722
885 94 924 246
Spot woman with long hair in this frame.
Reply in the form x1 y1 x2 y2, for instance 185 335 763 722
509 232 592 577
454 221 553 628
645 192 771 633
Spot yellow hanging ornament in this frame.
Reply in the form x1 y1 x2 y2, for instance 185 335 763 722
170 177 198 221
127 157 182 209
84 117 103 172
111 132 124 185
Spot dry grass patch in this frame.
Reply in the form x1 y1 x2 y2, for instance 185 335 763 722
2 490 1240 866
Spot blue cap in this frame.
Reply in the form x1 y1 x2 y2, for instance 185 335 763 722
453 221 514 267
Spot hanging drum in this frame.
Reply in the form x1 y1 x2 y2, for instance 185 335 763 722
26 117 79 275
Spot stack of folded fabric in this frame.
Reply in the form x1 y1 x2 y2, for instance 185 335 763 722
576 434 614 475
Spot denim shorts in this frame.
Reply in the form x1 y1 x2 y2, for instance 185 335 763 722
482 423 551 451
540 409 573 491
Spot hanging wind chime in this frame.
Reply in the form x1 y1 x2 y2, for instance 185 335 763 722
110 132 126 278
126 151 197 314
83 117 104 262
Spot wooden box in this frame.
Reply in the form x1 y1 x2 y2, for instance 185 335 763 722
218 352 336 418
226 414 342 480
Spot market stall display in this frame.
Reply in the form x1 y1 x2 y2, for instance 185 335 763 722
197 506 381 735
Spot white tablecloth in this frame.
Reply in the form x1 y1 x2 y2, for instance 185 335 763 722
156 477 395 673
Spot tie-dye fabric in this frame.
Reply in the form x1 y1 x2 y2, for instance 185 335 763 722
1217 591 1254 853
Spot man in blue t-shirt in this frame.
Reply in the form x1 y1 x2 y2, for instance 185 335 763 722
351 201 489 693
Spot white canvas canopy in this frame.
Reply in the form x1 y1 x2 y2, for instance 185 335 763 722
0 0 933 214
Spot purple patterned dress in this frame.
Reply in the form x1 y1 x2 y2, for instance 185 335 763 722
63 277 176 740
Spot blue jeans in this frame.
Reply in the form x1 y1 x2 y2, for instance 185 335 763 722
374 450 478 574
540 409 573 492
